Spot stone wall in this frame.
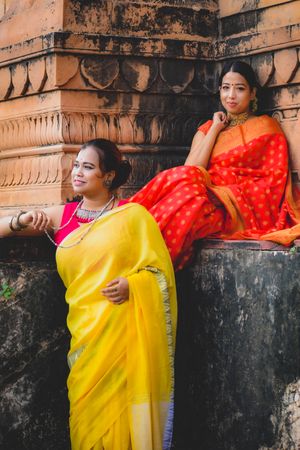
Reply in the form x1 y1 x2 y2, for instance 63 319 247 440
0 0 218 212
218 0 300 182
0 2 300 449
1 0 298 212
174 240 300 450
1 237 299 449
0 237 70 450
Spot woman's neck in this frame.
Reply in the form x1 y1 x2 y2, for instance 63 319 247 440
81 193 115 211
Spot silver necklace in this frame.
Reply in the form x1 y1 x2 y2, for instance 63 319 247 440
51 200 83 231
75 204 110 221
44 196 115 249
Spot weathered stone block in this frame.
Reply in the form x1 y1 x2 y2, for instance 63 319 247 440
0 237 70 450
220 9 257 38
173 241 300 450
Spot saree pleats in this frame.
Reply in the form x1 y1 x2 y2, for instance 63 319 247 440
56 204 177 450
129 115 300 269
127 268 175 450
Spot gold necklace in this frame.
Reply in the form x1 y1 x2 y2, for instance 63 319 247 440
227 112 250 128
44 195 115 249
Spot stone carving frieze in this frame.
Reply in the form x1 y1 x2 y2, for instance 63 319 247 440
121 58 159 92
0 153 74 188
0 112 200 150
0 49 299 102
81 57 119 90
0 147 186 203
272 108 300 181
120 151 186 197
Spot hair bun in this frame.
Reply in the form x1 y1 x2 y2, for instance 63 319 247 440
112 159 132 190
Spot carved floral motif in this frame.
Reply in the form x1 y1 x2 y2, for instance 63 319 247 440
0 111 199 150
0 48 299 102
81 57 119 89
0 153 74 188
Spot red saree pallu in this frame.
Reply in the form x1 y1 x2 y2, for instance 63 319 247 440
129 115 300 270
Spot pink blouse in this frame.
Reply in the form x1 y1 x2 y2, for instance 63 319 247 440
54 200 128 245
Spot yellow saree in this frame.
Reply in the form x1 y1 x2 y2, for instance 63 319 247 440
56 203 177 450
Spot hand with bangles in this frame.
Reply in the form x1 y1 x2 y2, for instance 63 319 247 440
18 210 51 231
101 276 129 304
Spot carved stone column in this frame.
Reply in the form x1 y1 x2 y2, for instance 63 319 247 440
1 0 298 215
218 0 300 183
0 0 218 213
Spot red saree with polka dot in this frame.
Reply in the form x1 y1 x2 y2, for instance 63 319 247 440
128 115 300 270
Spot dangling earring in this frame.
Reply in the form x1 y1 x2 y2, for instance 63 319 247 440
250 96 258 113
104 178 112 189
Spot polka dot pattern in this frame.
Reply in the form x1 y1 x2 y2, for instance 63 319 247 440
128 122 298 270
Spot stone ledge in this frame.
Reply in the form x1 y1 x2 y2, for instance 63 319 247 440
174 242 300 450
197 238 300 252
0 32 213 66
0 236 56 262
1 236 299 264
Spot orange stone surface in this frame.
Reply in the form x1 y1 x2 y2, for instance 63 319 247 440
0 0 299 214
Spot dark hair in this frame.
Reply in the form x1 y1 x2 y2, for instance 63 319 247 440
218 60 260 90
81 138 132 191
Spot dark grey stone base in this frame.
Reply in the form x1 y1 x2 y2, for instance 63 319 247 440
173 240 300 450
1 237 300 450
0 237 70 450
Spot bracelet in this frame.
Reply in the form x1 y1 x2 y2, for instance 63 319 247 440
9 211 27 232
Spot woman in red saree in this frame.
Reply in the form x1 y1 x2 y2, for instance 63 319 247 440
129 61 300 271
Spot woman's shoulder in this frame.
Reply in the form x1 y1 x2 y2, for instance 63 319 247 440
63 201 79 211
121 202 149 216
245 114 284 135
120 202 158 224
197 119 213 135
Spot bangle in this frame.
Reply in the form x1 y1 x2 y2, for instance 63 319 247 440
9 211 27 232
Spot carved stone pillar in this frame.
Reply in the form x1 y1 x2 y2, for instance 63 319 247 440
0 0 218 213
218 0 300 183
1 0 298 215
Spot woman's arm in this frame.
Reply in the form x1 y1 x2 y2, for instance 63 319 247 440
185 112 228 168
0 205 65 238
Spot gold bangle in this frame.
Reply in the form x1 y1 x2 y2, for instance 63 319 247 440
9 211 27 232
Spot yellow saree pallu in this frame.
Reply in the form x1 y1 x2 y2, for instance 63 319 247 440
56 203 177 450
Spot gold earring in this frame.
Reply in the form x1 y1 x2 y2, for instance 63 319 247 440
250 96 258 112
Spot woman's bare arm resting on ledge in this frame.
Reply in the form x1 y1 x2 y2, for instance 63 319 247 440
185 112 228 168
0 205 65 238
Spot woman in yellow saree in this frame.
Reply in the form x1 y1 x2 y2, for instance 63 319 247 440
1 139 177 450
57 201 177 450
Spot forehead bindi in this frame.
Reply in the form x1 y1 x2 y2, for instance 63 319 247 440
222 72 249 88
76 148 99 165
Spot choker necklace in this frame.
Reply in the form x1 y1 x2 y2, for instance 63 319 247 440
227 112 250 128
75 203 114 222
44 195 115 249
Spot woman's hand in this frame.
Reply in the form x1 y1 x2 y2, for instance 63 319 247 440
212 111 228 132
101 277 129 305
20 210 51 231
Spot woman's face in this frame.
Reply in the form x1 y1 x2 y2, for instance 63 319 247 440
220 71 256 115
72 147 108 196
